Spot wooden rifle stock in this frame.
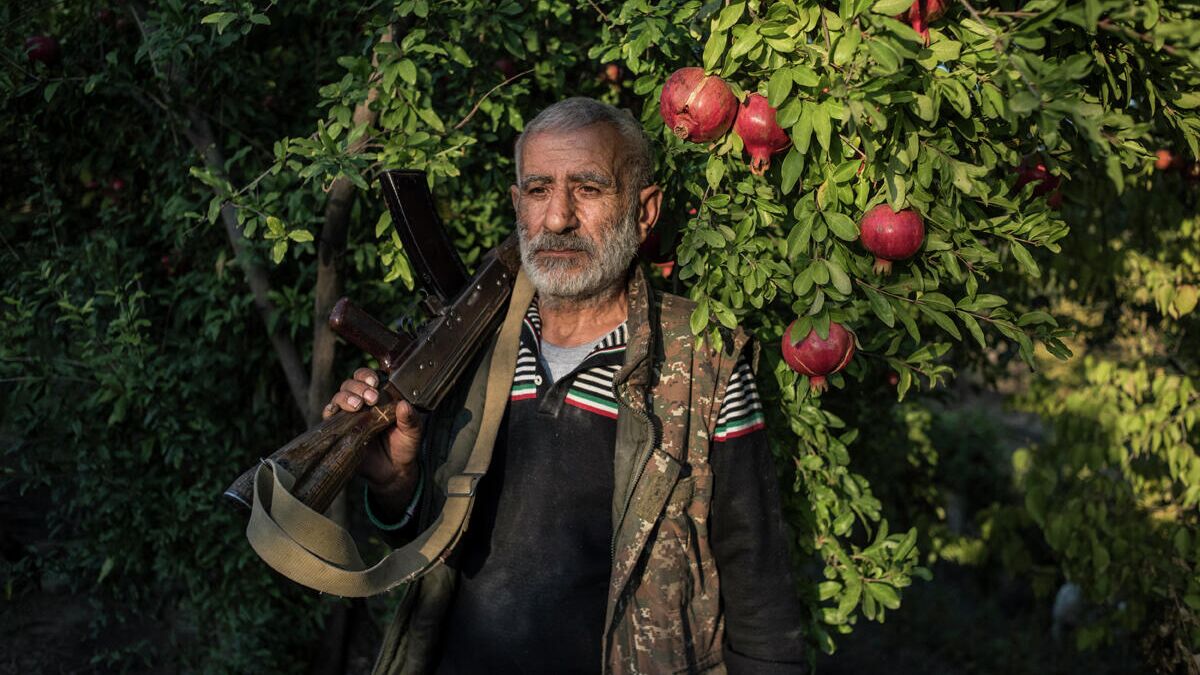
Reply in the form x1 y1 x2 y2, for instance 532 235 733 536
222 235 521 513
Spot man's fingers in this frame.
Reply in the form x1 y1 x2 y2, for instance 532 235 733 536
323 367 385 420
340 379 378 405
353 368 379 387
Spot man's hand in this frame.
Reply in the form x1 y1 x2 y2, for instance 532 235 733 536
324 368 422 517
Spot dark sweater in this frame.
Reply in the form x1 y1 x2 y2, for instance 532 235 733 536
390 303 807 673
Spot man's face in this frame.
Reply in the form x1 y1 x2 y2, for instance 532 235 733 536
511 124 659 304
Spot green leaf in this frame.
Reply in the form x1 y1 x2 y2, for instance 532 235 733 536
715 2 746 31
837 574 863 620
690 299 709 335
864 285 895 327
287 230 314 243
271 240 288 264
832 29 862 66
957 310 986 348
921 306 961 340
1017 310 1057 327
865 582 901 610
826 260 852 295
416 107 445 133
1010 91 1040 114
919 292 954 312
97 556 115 583
1010 241 1041 278
703 31 728 72
397 59 418 85
1105 154 1124 194
768 68 794 108
872 0 914 14
781 147 805 194
867 39 901 74
375 210 393 237
792 103 813 152
729 25 762 60
1175 285 1198 315
698 228 726 248
885 171 907 210
706 155 726 188
791 65 820 87
813 104 832 152
824 212 859 241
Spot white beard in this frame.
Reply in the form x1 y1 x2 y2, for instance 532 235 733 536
517 199 641 307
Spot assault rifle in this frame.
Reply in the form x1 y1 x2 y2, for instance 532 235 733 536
223 170 521 515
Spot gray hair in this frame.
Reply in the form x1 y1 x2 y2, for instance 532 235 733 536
514 97 655 192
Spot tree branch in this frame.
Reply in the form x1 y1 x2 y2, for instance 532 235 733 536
183 108 310 417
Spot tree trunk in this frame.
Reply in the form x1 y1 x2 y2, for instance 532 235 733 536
304 29 392 427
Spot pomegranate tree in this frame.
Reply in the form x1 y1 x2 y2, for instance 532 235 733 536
658 67 738 143
733 93 790 175
859 205 925 275
781 320 856 392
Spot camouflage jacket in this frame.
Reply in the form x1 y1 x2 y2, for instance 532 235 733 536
372 266 748 675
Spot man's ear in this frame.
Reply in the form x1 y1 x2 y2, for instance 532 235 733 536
636 184 663 244
510 183 520 212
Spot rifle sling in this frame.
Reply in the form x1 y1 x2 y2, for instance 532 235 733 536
245 270 535 597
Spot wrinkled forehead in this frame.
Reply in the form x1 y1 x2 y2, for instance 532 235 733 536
516 124 626 185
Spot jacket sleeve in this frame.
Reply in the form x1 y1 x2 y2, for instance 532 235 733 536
709 355 809 674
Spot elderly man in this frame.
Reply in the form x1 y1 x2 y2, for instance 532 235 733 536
325 98 808 674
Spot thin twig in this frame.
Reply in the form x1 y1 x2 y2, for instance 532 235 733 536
839 134 867 160
982 10 1040 18
584 0 608 21
453 68 534 130
1097 18 1180 57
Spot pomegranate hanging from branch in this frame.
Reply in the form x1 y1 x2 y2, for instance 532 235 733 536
859 205 926 275
781 320 856 392
658 67 738 143
733 93 791 176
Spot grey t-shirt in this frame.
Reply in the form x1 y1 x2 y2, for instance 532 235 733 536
539 333 611 384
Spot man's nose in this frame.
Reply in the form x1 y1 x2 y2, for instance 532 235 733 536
543 186 578 234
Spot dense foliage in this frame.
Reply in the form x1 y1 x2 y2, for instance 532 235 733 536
3 0 1199 671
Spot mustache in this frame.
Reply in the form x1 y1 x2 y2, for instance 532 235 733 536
526 231 597 256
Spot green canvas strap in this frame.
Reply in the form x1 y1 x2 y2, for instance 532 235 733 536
244 270 535 598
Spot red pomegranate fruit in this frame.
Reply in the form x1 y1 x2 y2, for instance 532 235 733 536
902 0 947 44
659 67 738 143
781 320 856 392
25 35 60 65
733 93 791 176
1014 161 1060 196
859 205 925 275
1155 149 1185 172
494 57 518 80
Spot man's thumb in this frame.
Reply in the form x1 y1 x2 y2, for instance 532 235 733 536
394 399 420 431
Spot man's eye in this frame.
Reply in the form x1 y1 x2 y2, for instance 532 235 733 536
579 185 600 194
527 186 548 195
